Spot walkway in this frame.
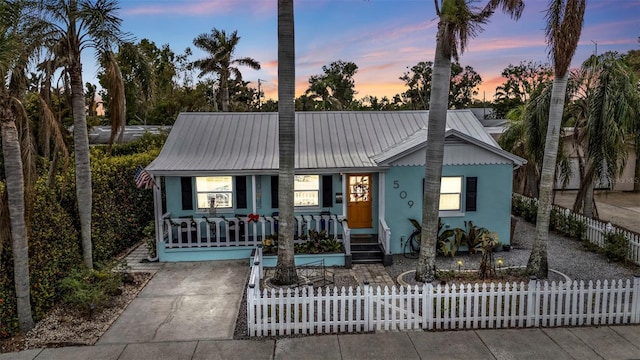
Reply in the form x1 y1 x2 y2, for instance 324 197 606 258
3 326 640 359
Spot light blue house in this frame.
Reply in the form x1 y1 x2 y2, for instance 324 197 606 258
145 110 525 265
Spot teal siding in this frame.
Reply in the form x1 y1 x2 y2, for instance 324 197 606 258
165 176 255 217
162 165 513 261
159 242 254 261
384 164 513 255
165 174 347 219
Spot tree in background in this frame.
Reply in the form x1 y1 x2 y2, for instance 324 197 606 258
272 0 298 286
400 61 433 110
449 62 482 109
416 0 524 282
191 28 261 112
493 61 553 118
399 61 481 110
357 95 397 110
500 79 573 198
100 41 153 124
622 49 640 192
527 0 585 279
305 60 358 110
568 52 640 217
40 0 127 269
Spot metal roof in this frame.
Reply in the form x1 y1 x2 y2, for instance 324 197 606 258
146 110 522 176
88 125 170 145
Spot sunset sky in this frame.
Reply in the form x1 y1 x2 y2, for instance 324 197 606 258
88 0 639 102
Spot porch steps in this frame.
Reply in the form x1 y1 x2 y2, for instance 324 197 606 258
350 234 384 264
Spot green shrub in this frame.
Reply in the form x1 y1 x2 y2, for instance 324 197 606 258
267 229 347 254
603 232 629 262
511 195 538 223
60 267 122 317
142 221 157 259
567 218 587 240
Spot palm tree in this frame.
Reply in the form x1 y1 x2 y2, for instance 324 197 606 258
501 83 574 198
570 53 640 217
527 0 586 279
416 0 524 282
272 0 298 285
0 0 36 332
40 0 126 269
192 28 261 112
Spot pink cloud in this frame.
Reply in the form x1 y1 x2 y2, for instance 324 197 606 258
123 0 276 16
124 1 234 16
471 35 546 52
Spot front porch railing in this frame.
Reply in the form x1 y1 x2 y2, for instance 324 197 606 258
378 217 391 255
160 213 350 253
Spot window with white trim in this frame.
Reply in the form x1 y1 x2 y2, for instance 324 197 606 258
294 175 319 207
440 176 462 211
196 176 233 209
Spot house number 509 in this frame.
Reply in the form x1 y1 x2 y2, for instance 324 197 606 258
394 180 414 207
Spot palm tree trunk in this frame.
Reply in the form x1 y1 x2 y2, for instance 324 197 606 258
527 74 569 279
583 180 594 218
416 23 451 282
272 0 298 285
70 61 93 269
221 75 230 112
634 156 640 192
1 115 34 332
526 166 539 198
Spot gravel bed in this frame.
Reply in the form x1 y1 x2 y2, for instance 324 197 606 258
386 216 639 285
1 272 152 353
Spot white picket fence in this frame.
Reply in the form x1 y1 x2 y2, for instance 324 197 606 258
513 193 640 265
247 249 640 336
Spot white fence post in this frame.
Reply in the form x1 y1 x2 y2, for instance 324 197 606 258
527 277 537 327
363 281 372 332
633 275 640 324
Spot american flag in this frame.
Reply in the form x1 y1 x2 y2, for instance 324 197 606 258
134 165 154 189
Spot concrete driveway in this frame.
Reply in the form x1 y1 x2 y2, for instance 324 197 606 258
554 190 640 233
98 260 248 344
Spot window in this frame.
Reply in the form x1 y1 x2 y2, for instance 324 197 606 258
196 176 233 209
294 175 319 207
440 177 462 211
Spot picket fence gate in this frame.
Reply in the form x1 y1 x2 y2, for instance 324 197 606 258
247 250 640 337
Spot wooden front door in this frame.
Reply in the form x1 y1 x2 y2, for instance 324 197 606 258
347 174 372 228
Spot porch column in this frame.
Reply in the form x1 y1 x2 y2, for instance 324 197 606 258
342 173 347 216
252 175 257 243
379 172 385 220
151 175 162 261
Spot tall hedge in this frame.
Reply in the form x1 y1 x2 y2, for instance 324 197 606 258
1 134 163 338
1 180 80 337
90 149 158 264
